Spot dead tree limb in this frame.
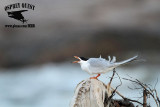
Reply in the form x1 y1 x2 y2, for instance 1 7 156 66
108 69 116 87
108 71 122 100
70 78 135 107
111 87 143 105
123 78 160 107
70 70 135 107
143 89 147 107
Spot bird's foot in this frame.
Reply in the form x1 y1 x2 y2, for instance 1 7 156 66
90 77 98 79
90 74 100 79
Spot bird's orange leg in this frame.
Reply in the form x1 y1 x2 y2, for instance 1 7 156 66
90 74 101 79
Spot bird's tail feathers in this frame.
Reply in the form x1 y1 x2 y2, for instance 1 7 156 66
114 55 138 66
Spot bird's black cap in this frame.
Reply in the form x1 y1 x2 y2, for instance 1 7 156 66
79 57 88 61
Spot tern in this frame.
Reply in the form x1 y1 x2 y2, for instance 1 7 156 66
73 55 138 79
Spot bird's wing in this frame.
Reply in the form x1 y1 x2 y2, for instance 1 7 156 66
88 58 111 73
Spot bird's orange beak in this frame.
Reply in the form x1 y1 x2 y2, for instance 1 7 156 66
73 56 80 63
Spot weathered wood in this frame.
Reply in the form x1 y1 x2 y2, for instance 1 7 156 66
143 89 147 107
70 79 134 107
70 79 111 107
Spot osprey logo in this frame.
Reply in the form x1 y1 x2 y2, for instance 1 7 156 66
7 10 28 23
4 3 35 28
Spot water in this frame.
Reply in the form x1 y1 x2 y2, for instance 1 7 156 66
0 63 159 107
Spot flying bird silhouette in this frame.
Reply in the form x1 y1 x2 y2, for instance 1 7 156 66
7 10 28 23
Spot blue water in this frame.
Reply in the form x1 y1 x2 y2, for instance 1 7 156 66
0 63 159 107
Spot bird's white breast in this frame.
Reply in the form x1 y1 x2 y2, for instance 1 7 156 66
80 61 91 74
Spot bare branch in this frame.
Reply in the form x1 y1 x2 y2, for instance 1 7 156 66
111 87 143 105
108 68 116 86
108 71 122 99
155 90 160 105
143 89 147 107
154 78 158 89
116 72 122 86
123 78 159 107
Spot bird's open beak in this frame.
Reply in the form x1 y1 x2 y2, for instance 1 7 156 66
73 56 80 63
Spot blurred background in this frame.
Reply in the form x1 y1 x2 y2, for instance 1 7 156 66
0 0 160 107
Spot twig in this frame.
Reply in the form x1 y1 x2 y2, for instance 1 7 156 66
155 90 160 105
111 87 143 105
136 79 159 107
108 68 116 86
154 78 158 90
108 71 122 99
116 72 122 86
123 78 159 107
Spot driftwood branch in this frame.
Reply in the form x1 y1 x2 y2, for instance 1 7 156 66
70 70 134 107
143 89 147 107
70 79 112 107
70 71 160 107
70 78 134 107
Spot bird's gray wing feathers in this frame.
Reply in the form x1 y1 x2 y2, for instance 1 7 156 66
88 58 111 73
